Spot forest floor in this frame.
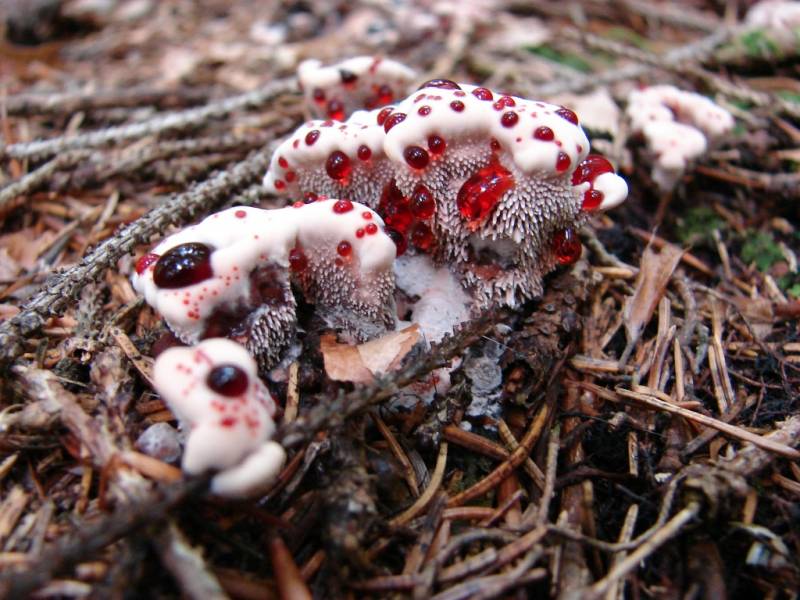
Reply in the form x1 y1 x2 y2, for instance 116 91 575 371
0 1 799 598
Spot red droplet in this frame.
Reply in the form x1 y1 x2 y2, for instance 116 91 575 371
582 189 605 211
418 105 432 116
493 96 516 110
235 210 247 218
456 163 515 227
375 84 393 105
377 107 393 126
385 228 407 256
337 240 352 257
384 112 407 132
380 181 413 232
365 223 378 235
305 130 320 145
472 87 493 101
278 156 288 169
556 151 571 172
419 79 461 90
501 111 519 128
534 126 554 141
404 146 429 169
274 180 286 190
285 171 296 182
490 139 501 152
571 154 614 186
289 247 308 271
553 228 582 265
292 139 300 149
304 192 318 203
220 417 238 428
356 228 365 238
340 69 358 85
362 211 373 220
135 253 160 274
293 201 304 208
153 243 214 289
411 222 435 251
327 100 345 121
427 135 446 155
357 145 372 160
450 100 465 112
207 364 249 396
312 88 325 104
411 185 435 219
326 151 351 180
333 199 354 213
556 107 579 125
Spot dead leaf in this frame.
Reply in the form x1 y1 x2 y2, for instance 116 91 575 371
622 242 684 363
731 296 774 339
322 325 421 384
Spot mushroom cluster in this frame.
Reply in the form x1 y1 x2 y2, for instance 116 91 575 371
626 85 734 190
264 79 628 306
153 338 286 497
133 199 397 371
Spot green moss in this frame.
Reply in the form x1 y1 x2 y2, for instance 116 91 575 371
739 29 781 58
527 45 593 73
675 206 725 246
741 230 785 272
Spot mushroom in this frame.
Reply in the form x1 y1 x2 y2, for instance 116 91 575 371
264 79 628 307
626 85 734 190
299 56 416 120
152 338 286 497
132 199 397 371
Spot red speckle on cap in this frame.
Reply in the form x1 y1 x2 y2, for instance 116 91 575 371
362 211 373 220
235 210 247 218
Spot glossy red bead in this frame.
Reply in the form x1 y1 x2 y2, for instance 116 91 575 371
456 163 515 227
337 240 352 257
404 146 429 169
207 364 249 397
553 228 582 265
153 243 214 289
419 79 461 90
333 199 354 213
556 107 578 125
411 222 435 252
534 126 554 141
325 151 351 180
305 129 320 145
288 247 308 272
501 111 519 128
450 100 465 112
411 185 435 219
555 151 571 172
427 135 446 155
471 87 493 101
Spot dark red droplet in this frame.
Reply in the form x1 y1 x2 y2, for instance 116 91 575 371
427 135 446 155
377 107 393 126
274 180 286 190
450 100 465 112
357 145 372 161
326 151 351 180
571 154 614 186
136 253 160 274
333 199 354 213
289 247 308 272
556 152 571 172
490 139 501 152
385 228 407 256
278 157 288 169
337 240 352 257
327 100 345 121
534 126 554 141
456 163 515 227
418 79 461 90
207 364 249 397
384 112 407 132
380 180 413 232
340 69 358 85
305 129 320 145
582 189 605 211
312 88 325 104
153 243 214 289
501 111 519 128
556 107 579 125
553 228 582 265
418 105 432 116
285 171 296 182
411 222 435 251
365 223 378 235
472 87 493 101
356 228 365 238
404 146 429 169
376 84 393 105
411 184 435 219
304 192 318 203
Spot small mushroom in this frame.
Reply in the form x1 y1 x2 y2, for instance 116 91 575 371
152 338 285 497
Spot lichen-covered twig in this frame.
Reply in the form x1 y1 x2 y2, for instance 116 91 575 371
0 78 296 161
0 147 275 364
